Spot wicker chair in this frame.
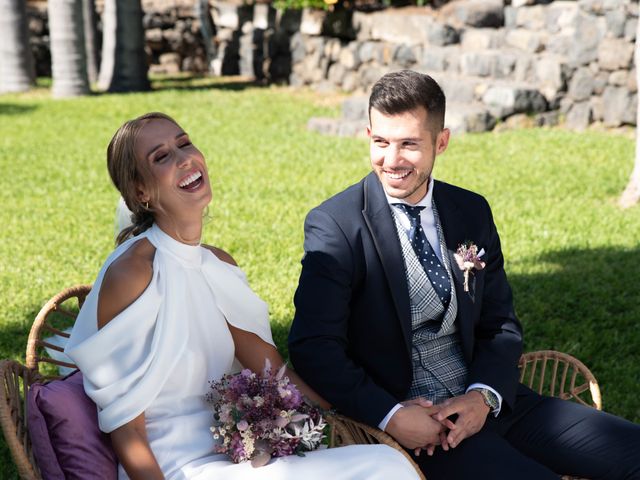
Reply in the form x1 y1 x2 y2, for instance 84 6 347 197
1 284 602 480
327 350 602 480
0 285 90 480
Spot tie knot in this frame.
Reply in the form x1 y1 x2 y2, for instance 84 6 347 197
393 203 425 221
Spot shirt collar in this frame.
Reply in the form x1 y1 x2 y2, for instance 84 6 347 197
384 175 434 209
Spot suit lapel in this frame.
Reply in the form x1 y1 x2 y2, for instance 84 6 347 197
433 182 475 361
361 173 413 355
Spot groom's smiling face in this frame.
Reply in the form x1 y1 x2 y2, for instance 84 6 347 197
368 106 449 205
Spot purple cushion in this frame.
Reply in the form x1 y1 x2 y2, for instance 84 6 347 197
27 370 117 480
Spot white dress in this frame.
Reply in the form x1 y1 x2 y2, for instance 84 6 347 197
65 224 418 480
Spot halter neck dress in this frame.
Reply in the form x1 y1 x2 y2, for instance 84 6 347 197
65 224 418 480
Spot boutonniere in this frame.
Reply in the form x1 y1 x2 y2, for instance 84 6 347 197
454 241 486 292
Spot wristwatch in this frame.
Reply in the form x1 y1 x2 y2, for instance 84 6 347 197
472 388 499 412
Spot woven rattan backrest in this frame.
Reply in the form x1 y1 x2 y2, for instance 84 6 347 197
519 350 601 410
0 360 43 480
26 285 91 379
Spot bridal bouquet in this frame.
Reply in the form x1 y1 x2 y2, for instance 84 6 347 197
206 360 326 468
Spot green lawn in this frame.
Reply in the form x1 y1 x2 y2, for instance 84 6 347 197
1 77 639 477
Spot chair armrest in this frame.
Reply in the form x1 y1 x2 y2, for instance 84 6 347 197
325 413 426 480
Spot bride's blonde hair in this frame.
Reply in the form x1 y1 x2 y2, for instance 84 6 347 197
107 112 179 245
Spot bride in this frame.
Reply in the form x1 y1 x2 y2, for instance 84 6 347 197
64 112 419 480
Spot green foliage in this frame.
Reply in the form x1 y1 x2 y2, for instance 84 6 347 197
273 0 330 11
0 77 639 475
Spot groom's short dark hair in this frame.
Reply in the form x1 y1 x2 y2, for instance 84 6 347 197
369 70 446 134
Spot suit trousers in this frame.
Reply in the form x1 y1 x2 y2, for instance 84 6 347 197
411 389 640 479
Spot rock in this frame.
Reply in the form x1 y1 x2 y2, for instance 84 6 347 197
513 5 546 30
446 102 496 133
505 29 546 53
307 117 338 136
430 73 483 103
449 0 504 28
328 62 346 85
605 9 626 38
535 55 567 102
158 52 181 74
609 70 628 87
368 11 436 45
597 38 634 71
214 2 252 30
359 65 387 90
546 33 572 57
628 69 637 93
427 23 460 46
342 72 359 92
337 120 368 138
342 96 369 121
590 95 604 121
461 28 505 51
290 32 306 64
353 11 373 41
324 38 341 62
535 110 560 127
568 67 594 101
494 113 535 132
602 0 628 11
625 18 637 42
300 8 325 36
305 36 325 54
253 4 274 30
393 44 418 68
578 0 605 15
421 46 450 72
565 101 591 130
569 12 603 66
512 0 537 7
146 28 164 51
593 71 609 95
313 80 336 93
602 86 632 126
514 54 535 83
289 72 305 88
546 1 579 34
504 6 517 28
339 44 361 70
459 51 516 79
482 83 548 118
358 41 382 64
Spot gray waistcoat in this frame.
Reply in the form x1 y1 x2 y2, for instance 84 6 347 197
391 203 469 403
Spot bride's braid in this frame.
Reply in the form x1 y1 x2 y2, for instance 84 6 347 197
107 112 179 245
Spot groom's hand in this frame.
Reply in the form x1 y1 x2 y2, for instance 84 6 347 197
385 402 445 450
432 391 490 448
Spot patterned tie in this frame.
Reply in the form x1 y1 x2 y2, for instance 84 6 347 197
394 204 451 308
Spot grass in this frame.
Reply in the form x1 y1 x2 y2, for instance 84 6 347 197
1 76 639 477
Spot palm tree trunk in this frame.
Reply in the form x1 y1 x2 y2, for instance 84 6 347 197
0 0 35 93
98 0 150 92
195 0 217 73
48 0 90 98
620 17 640 208
83 0 100 84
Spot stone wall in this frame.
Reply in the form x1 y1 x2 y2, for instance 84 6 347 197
25 0 638 132
290 0 638 133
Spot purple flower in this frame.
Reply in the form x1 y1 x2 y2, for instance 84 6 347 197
206 360 325 466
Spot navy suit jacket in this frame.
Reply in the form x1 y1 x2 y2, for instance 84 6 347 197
288 173 523 428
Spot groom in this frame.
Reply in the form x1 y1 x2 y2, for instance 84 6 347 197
288 70 640 478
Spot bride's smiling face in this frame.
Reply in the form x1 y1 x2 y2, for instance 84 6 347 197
134 118 212 219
